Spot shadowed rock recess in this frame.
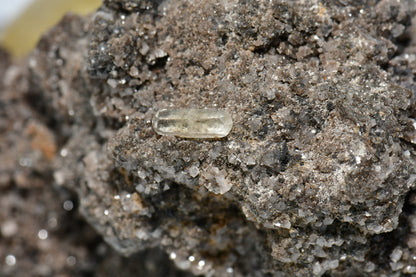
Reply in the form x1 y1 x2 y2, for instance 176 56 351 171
3 0 416 276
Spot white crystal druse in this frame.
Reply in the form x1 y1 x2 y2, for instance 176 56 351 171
152 108 233 138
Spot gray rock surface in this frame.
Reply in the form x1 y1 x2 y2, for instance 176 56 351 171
0 44 193 277
3 0 416 276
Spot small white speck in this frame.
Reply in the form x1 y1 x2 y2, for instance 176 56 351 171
198 260 205 268
38 229 48 240
125 115 130 120
68 110 75 116
226 267 234 273
169 252 177 260
1 220 18 237
188 255 195 262
311 129 317 134
104 209 109 216
126 194 131 199
66 256 76 266
60 148 68 157
119 79 127 85
114 195 120 200
355 156 361 164
5 255 16 266
63 200 74 211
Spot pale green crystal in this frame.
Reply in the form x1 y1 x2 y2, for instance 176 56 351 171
152 109 233 138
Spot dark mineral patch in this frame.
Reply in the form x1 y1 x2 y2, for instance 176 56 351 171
3 0 416 276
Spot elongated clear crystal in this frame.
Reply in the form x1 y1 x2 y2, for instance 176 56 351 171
152 109 233 138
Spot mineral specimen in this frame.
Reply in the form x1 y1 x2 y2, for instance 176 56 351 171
152 109 233 138
2 0 416 276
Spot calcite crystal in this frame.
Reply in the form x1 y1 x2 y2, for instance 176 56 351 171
152 109 233 138
3 0 416 276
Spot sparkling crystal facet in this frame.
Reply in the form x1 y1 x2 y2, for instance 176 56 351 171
152 109 233 138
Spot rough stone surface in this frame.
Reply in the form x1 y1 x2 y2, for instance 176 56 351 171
0 45 193 277
3 0 416 276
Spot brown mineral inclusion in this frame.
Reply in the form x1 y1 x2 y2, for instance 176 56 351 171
152 109 233 138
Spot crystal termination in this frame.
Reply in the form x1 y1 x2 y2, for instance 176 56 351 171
152 109 233 138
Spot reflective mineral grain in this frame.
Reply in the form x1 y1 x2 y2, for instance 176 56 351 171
152 109 233 138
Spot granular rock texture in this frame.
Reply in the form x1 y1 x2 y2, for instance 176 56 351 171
3 0 416 276
0 46 193 277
